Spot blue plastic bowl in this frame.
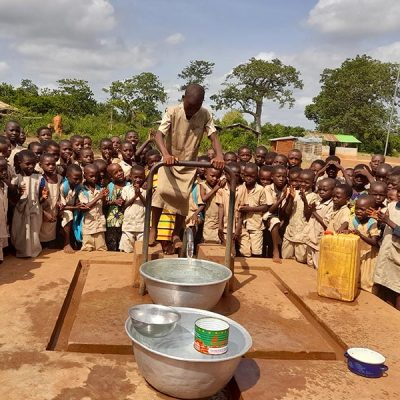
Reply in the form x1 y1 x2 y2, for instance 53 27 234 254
345 348 388 378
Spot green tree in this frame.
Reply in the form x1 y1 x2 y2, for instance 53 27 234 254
104 72 167 124
305 55 399 153
211 57 303 139
220 110 248 127
178 60 215 91
52 79 97 116
17 79 39 96
0 82 16 105
14 79 54 114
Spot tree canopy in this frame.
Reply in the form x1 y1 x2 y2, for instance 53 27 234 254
305 55 399 153
178 60 215 91
104 72 167 124
211 57 303 137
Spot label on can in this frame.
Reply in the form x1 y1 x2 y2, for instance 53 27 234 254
194 317 229 355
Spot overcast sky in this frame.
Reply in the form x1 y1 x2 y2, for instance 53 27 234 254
0 0 400 129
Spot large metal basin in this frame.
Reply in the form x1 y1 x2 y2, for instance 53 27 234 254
140 258 232 310
125 307 252 399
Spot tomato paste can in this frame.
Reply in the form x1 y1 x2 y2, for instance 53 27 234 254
194 317 229 355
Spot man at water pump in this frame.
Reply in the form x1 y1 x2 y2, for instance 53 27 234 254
150 84 224 253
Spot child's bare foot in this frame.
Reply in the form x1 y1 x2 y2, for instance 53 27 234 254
63 244 75 254
163 242 175 255
149 227 157 246
172 235 183 249
272 250 282 264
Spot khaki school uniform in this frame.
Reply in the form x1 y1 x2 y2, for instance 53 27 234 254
40 175 62 243
349 217 380 292
305 198 334 269
237 183 266 257
60 184 79 228
326 204 351 233
185 181 204 228
201 182 220 243
152 103 217 216
119 186 146 253
78 187 107 251
216 184 241 238
9 144 24 167
374 201 400 293
262 184 285 231
282 191 319 263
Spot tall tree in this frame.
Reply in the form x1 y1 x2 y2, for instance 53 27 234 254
178 60 215 91
305 55 399 153
211 57 303 139
53 79 97 116
104 72 167 124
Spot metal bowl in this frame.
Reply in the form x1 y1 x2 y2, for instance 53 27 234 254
140 258 232 310
125 307 252 399
128 304 180 338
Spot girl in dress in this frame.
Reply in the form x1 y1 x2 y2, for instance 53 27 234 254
39 154 62 248
11 150 43 257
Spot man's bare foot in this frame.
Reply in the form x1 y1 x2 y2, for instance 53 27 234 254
272 251 282 264
149 227 157 246
172 235 183 249
64 244 75 254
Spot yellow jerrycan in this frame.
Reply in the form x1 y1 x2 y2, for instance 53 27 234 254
318 234 360 301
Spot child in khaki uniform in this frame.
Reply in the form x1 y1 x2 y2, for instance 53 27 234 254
200 167 224 243
119 165 146 253
78 165 108 251
305 178 335 268
262 165 288 262
326 184 352 233
348 195 380 292
282 169 319 263
237 163 267 257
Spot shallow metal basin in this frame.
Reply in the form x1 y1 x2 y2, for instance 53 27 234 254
140 258 232 310
128 304 180 337
125 307 252 399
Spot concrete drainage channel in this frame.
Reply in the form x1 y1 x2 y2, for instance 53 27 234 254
47 260 346 362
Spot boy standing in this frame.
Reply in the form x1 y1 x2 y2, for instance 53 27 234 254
60 164 84 253
119 165 146 253
237 163 266 257
262 165 288 262
150 84 224 249
79 165 108 251
305 178 336 268
200 167 224 243
282 169 319 263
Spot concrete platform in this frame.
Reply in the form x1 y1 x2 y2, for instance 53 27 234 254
0 250 399 399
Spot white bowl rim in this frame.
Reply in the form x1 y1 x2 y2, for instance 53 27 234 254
347 347 386 364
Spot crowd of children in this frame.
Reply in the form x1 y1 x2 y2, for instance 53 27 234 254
1 120 400 310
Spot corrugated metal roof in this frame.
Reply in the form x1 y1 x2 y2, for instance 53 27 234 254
269 136 297 142
322 134 361 144
334 134 361 143
322 134 338 142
